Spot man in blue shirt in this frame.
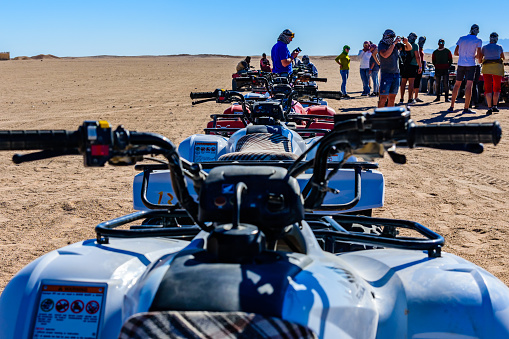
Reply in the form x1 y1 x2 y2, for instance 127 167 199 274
271 29 300 75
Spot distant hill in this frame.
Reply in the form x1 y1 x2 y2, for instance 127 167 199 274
424 38 509 54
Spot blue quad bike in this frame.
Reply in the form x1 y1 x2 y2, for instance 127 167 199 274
0 108 508 339
133 89 383 217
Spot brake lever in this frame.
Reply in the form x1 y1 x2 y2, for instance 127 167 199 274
192 98 216 105
12 150 81 164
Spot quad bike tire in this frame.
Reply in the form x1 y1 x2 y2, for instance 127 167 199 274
232 79 237 91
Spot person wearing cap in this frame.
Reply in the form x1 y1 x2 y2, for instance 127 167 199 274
479 32 505 115
301 55 318 76
359 41 372 96
377 29 412 108
271 29 300 75
432 39 453 102
335 45 351 97
412 36 426 102
398 32 422 105
260 53 272 72
448 24 482 114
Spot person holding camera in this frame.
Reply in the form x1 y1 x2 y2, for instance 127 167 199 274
398 32 422 105
377 29 412 108
271 29 300 75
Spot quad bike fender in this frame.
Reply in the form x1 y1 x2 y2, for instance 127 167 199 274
339 249 509 338
282 254 379 339
0 238 189 339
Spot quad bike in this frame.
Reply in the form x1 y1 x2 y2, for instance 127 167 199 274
133 89 383 216
0 109 507 339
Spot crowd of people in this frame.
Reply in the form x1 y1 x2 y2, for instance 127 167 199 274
236 25 505 115
335 24 504 114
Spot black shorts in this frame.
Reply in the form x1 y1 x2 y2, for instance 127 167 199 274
400 64 418 79
456 66 476 82
414 62 424 84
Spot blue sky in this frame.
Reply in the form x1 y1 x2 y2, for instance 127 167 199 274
1 0 507 58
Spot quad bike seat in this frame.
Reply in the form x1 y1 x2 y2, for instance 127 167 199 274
218 125 298 161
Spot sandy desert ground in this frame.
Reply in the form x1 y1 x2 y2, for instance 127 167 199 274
0 55 508 293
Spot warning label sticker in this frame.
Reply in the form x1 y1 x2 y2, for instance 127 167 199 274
194 142 217 162
32 284 105 339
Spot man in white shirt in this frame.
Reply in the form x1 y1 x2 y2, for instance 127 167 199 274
448 24 482 114
359 41 372 96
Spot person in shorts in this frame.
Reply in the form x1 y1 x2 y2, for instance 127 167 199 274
448 24 482 113
377 29 412 108
412 36 426 102
479 32 505 115
398 32 422 105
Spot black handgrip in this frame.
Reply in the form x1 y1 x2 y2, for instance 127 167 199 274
408 121 501 147
316 91 343 100
0 130 80 150
190 91 216 100
312 77 327 82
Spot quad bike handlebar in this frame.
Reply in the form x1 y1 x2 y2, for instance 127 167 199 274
0 111 502 228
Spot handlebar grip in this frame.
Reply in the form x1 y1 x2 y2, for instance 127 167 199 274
316 91 343 100
312 77 327 82
190 91 216 100
409 122 501 147
0 130 80 150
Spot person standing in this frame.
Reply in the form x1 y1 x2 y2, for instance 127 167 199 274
479 32 505 115
398 32 422 105
369 43 380 96
448 24 482 113
377 29 412 108
359 41 372 96
432 39 453 102
260 53 272 72
271 29 300 75
335 45 351 97
412 36 426 102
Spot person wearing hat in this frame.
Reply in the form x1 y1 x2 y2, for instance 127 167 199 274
432 39 453 102
479 32 505 115
301 55 318 76
377 29 412 108
448 24 482 114
335 45 351 97
271 29 300 75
